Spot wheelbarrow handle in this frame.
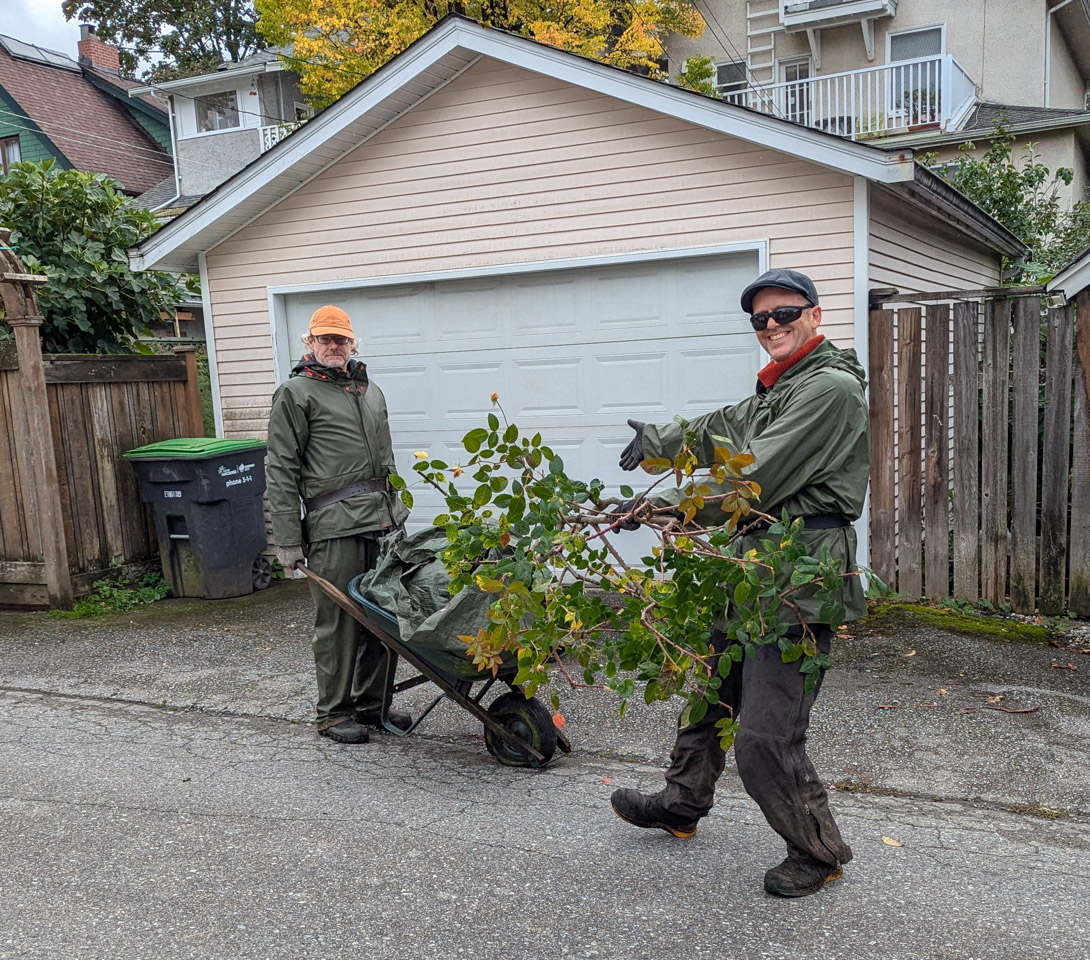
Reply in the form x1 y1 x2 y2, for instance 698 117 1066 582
293 563 548 765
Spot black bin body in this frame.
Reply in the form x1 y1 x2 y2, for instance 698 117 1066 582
125 441 268 599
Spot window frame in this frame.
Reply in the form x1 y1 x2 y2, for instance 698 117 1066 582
0 135 20 175
886 23 946 63
714 60 748 101
194 89 242 134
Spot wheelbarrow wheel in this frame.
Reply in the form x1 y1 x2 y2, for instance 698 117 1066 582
484 692 557 768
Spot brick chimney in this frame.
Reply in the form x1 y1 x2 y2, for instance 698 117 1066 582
77 24 121 75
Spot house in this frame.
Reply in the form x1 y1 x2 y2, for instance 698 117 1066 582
128 49 309 217
0 26 172 195
127 15 1025 556
671 0 1090 204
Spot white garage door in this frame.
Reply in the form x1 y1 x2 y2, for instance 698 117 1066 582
281 252 762 533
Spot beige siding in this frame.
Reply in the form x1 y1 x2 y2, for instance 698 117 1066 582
868 186 1002 294
204 58 856 434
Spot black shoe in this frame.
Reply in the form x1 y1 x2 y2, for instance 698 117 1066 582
318 718 370 744
355 707 413 731
763 856 843 897
610 788 698 839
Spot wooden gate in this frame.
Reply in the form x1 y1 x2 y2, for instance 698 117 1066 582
1 236 204 607
868 287 1090 616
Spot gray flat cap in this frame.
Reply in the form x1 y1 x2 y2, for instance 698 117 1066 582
740 268 820 314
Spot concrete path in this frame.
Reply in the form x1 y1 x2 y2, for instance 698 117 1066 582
1 581 1088 959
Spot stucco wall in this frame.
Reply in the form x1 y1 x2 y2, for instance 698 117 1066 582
676 1 1084 110
201 57 858 433
926 128 1087 207
177 127 260 196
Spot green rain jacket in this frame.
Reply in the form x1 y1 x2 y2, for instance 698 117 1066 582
642 339 870 626
266 355 409 547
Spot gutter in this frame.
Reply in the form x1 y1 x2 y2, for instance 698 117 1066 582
872 111 1090 149
904 165 1028 258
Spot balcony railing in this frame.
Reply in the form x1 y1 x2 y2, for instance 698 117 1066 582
259 121 304 153
721 54 976 141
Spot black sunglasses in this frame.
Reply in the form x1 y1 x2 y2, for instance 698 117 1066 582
748 304 811 331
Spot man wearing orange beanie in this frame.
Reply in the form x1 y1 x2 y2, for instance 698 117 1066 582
266 305 411 744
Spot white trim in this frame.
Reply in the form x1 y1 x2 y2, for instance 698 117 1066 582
886 22 946 62
266 240 770 385
197 252 225 437
129 18 915 273
853 174 871 573
1046 247 1090 298
267 241 770 296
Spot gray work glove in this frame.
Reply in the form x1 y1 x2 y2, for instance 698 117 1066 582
275 544 306 572
618 419 646 471
610 498 644 532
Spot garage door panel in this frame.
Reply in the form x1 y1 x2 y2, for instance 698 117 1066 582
512 357 585 417
281 251 761 537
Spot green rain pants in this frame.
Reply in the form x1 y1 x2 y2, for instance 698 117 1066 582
306 535 396 727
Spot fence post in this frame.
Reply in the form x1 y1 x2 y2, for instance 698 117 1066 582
1070 291 1090 616
172 345 204 437
0 231 73 608
868 308 896 588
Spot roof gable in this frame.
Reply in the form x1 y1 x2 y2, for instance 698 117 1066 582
130 16 1022 273
0 40 173 195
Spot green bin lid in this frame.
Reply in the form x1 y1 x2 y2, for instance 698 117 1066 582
123 437 266 460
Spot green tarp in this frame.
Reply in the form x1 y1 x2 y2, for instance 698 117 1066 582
354 527 516 680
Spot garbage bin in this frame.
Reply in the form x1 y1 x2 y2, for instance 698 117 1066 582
123 438 271 600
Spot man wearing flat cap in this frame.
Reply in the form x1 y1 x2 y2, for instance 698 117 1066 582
609 269 869 897
266 305 411 744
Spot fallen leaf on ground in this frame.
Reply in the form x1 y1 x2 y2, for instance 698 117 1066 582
984 704 1039 714
939 688 948 695
602 777 612 783
1052 662 1078 671
1049 639 1062 647
919 702 938 708
877 703 898 710
985 695 1004 703
957 708 977 715
881 836 903 847
552 713 566 729
903 650 916 658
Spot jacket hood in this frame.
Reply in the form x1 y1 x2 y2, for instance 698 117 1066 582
290 354 368 383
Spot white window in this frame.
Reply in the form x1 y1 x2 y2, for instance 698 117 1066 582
715 61 748 103
777 57 812 126
293 101 314 122
195 90 241 133
0 135 19 174
888 25 944 62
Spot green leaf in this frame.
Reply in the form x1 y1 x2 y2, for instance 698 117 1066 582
387 473 406 491
619 485 634 498
399 490 414 509
473 484 491 508
488 412 499 431
504 423 518 443
463 428 489 453
549 455 565 476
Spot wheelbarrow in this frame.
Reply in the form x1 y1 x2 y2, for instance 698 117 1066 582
295 564 571 768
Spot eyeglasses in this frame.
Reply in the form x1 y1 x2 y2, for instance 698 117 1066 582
313 335 353 345
748 304 810 331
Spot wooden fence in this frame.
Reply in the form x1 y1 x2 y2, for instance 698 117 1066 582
1 247 203 607
868 287 1090 616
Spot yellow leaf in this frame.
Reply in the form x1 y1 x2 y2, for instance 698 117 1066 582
903 650 916 658
881 836 903 847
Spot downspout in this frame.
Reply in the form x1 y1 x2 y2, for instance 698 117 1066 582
154 91 183 212
1045 0 1077 108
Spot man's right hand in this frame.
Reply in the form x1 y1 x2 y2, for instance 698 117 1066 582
275 544 306 571
618 419 646 471
610 499 644 531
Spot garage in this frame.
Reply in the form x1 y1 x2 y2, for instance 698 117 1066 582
276 249 762 527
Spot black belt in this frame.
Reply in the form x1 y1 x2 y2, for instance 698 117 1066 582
304 477 388 513
751 513 850 532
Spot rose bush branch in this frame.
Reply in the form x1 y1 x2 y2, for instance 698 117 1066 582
389 396 864 748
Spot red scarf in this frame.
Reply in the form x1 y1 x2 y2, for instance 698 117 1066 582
757 335 825 389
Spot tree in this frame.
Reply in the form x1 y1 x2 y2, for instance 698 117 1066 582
924 123 1090 282
255 0 707 107
61 1 264 81
395 397 869 744
0 161 183 354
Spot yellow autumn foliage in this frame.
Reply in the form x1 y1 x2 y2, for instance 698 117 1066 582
256 0 706 107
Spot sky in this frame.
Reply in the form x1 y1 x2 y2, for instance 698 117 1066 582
2 1 82 56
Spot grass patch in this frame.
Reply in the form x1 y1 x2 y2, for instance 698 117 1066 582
859 599 1055 644
49 571 170 619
